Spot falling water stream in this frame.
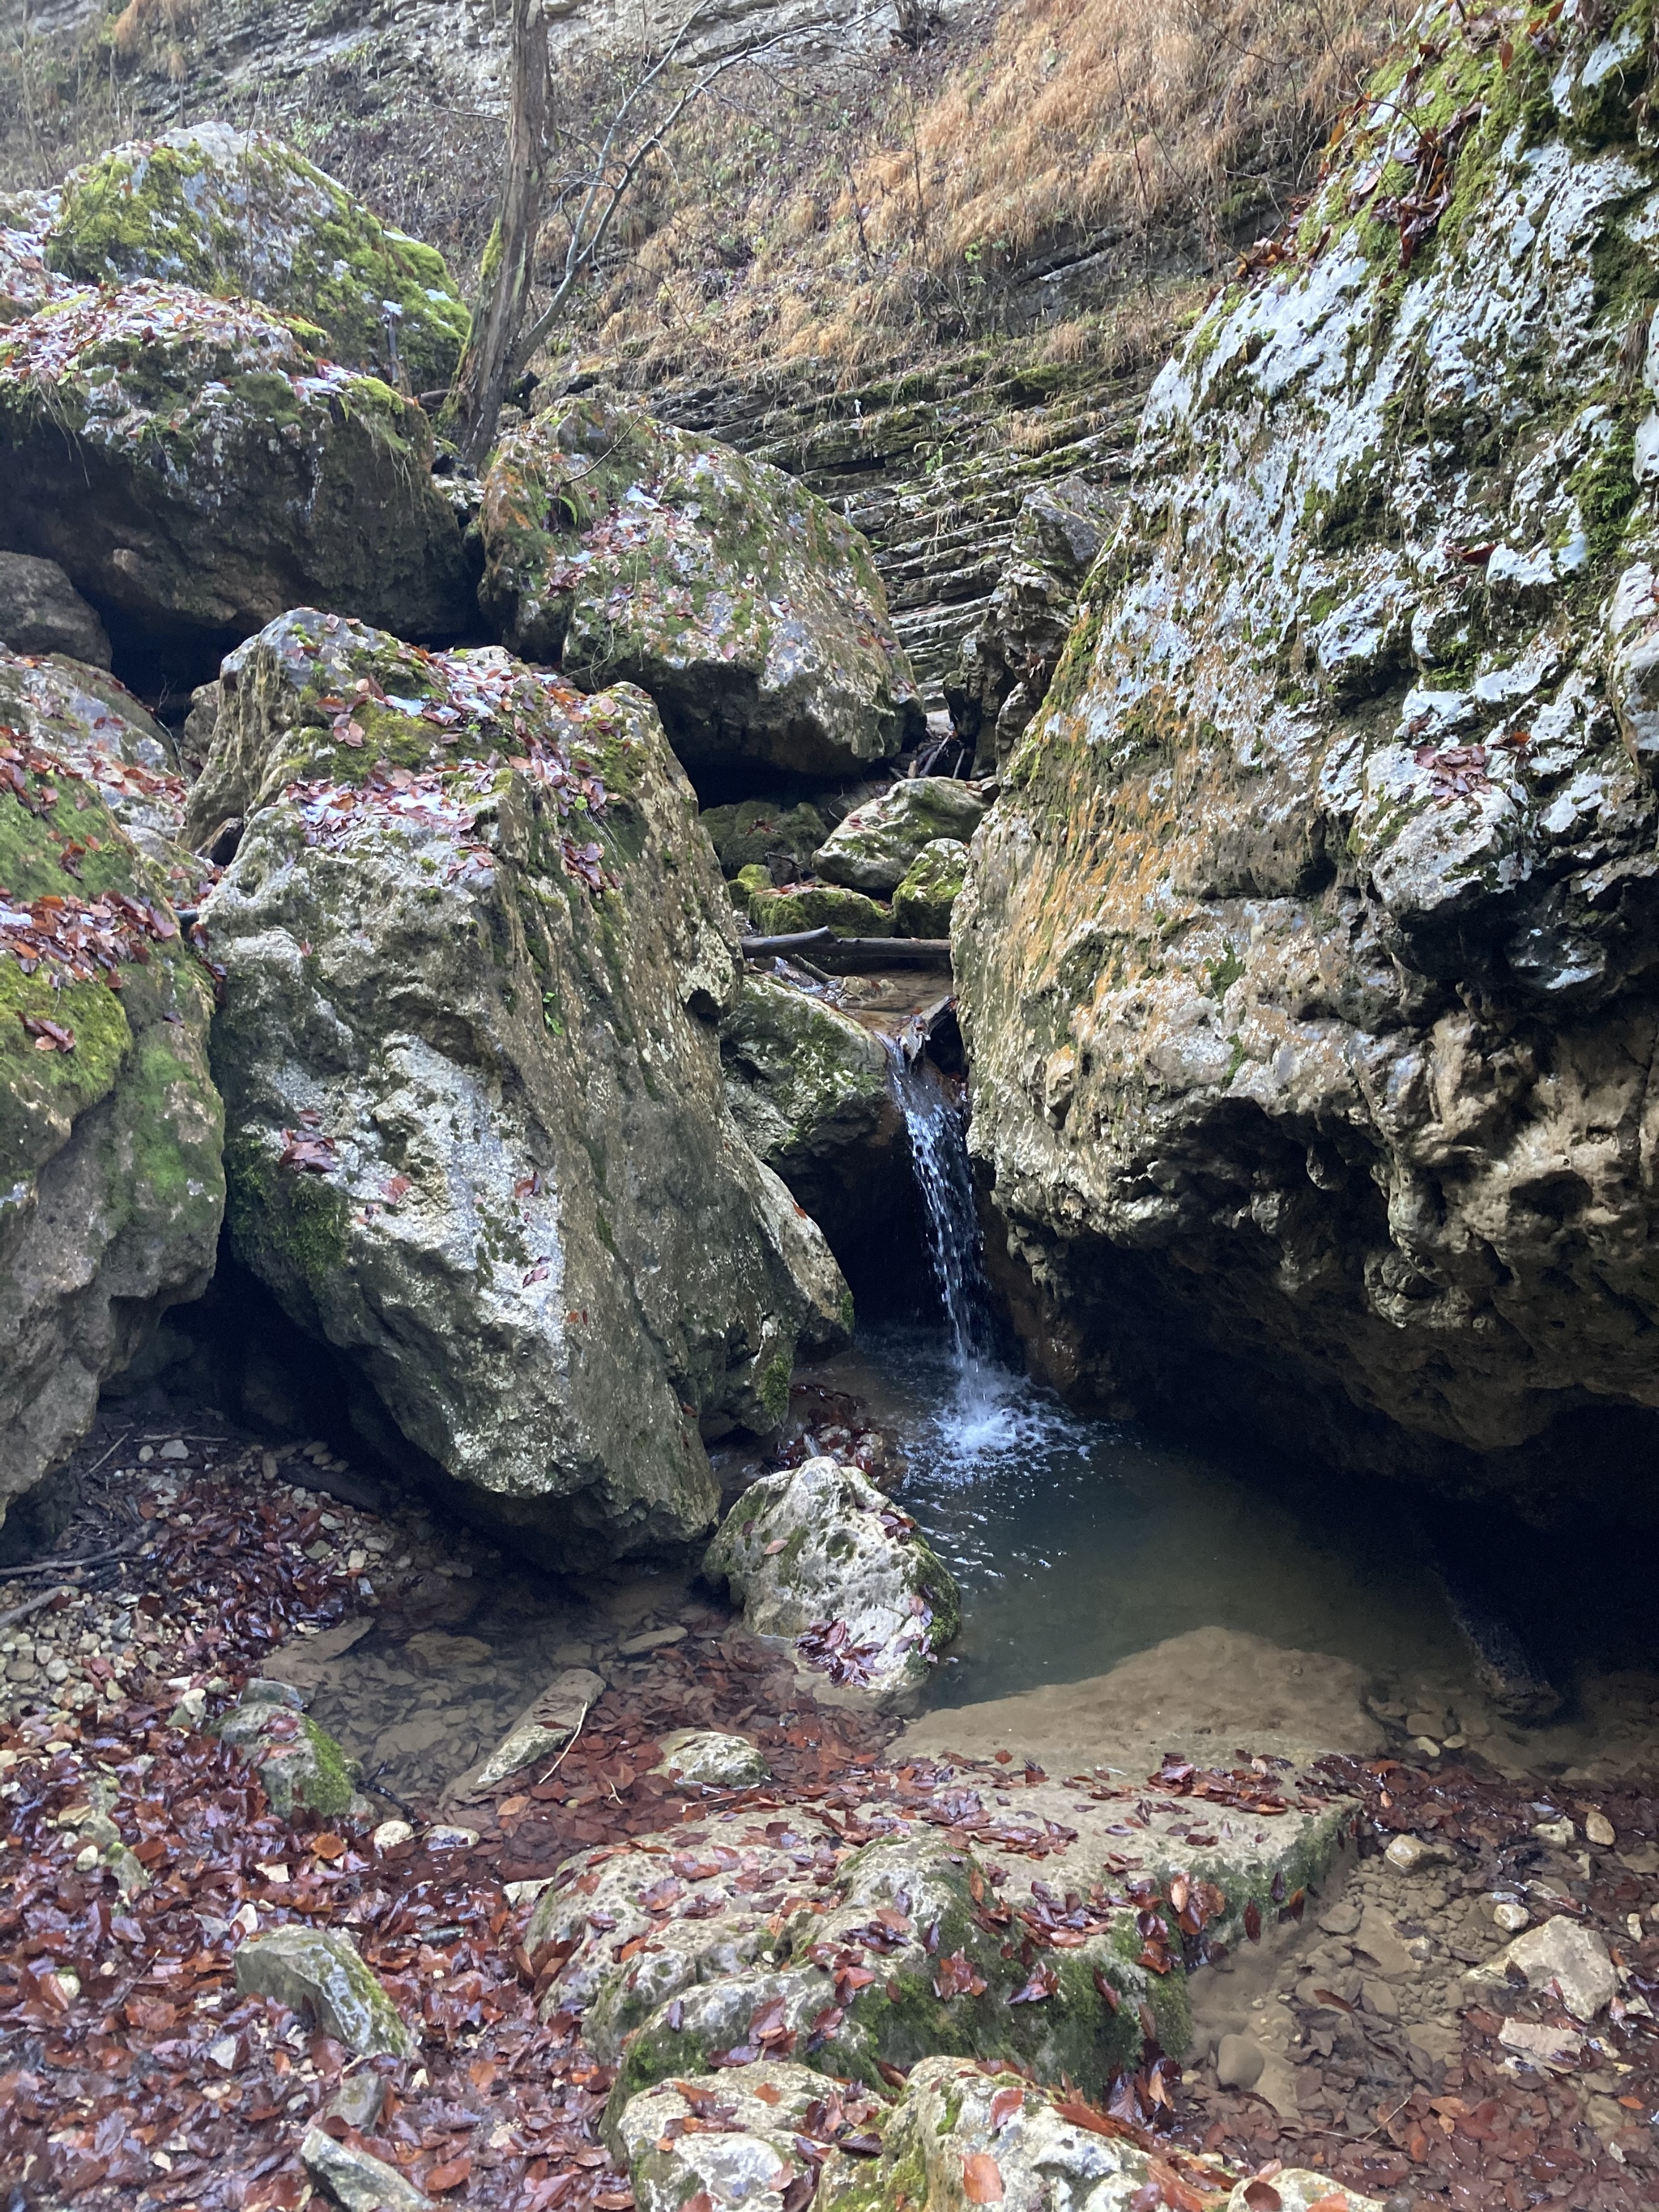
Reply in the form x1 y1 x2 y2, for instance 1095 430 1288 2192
798 1041 1659 1776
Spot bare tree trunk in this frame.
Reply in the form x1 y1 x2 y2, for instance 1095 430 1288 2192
443 0 548 470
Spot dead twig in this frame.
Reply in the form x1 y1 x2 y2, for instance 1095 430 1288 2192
0 1585 73 1635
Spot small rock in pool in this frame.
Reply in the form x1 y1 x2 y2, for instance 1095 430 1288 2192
652 1728 770 1788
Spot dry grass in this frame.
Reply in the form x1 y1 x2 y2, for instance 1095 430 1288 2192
569 0 1404 381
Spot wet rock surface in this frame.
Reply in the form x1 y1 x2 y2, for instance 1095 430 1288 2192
703 1456 960 1705
812 777 987 895
478 394 923 784
0 284 473 668
957 3 1659 1490
195 607 847 1562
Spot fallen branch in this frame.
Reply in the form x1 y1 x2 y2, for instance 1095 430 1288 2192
0 1541 135 1581
535 1699 593 1787
742 927 952 969
0 1584 71 1634
742 926 834 957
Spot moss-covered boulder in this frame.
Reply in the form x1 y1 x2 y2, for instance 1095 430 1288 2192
478 394 923 783
958 3 1659 1485
812 778 987 894
0 198 70 326
215 1678 366 1818
748 882 893 937
195 608 850 1565
702 1457 958 1705
41 126 469 392
891 838 968 937
0 283 473 664
0 650 211 894
702 797 830 882
0 654 223 1537
720 974 901 1251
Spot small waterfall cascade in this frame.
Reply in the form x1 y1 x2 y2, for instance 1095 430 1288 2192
881 1036 995 1374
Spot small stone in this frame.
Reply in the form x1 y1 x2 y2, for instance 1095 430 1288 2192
1384 1835 1454 1875
1585 1809 1616 1848
1498 2018 1583 2069
425 1825 480 1850
207 2035 240 2070
653 1728 770 1788
1405 1711 1448 1739
1412 1736 1441 1756
1532 1816 1575 1847
1493 1900 1530 1933
158 1439 189 1460
301 2127 433 2212
74 1843 100 1871
261 1451 279 1480
1362 1979 1400 2019
1469 1915 1617 2021
373 1819 416 1852
617 1625 689 1656
168 1687 208 1729
1215 2033 1265 2089
503 1877 554 1907
1443 1733 1468 1749
138 1446 154 1464
326 2069 389 2132
233 1926 416 2057
403 1631 492 1676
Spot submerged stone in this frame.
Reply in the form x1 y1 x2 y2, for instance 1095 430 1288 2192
195 609 849 1565
0 283 473 663
702 1456 959 1704
478 394 923 782
651 1728 770 1788
43 124 469 392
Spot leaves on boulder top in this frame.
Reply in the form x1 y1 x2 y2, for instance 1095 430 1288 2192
961 2150 1004 2201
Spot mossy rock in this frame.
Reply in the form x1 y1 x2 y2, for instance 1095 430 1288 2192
45 124 469 391
891 837 968 936
198 608 850 1566
701 796 830 880
813 778 987 894
0 655 223 1540
0 283 473 659
477 394 923 782
748 882 893 937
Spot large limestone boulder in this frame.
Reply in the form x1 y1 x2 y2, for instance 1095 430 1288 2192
892 838 969 937
702 1457 959 1703
478 394 923 783
0 653 223 1536
719 974 903 1253
812 776 987 893
195 608 850 1564
0 284 473 665
958 6 1659 1484
40 126 470 392
0 553 109 667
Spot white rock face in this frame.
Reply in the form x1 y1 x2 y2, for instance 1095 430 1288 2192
702 1457 960 1703
958 6 1659 1481
197 609 850 1565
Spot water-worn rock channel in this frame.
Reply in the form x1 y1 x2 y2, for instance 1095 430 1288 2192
12 10 1659 2211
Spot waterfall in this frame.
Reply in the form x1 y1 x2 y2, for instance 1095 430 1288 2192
881 1039 995 1374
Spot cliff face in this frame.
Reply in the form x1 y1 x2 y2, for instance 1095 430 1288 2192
958 2 1659 1489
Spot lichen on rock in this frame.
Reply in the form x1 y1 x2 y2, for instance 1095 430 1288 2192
0 282 473 662
957 1 1659 1484
477 394 923 783
197 607 850 1565
42 124 470 392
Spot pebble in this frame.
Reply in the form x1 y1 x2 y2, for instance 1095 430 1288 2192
617 1625 689 1656
425 1825 480 1849
1586 1809 1616 1847
1384 1835 1454 1874
372 1819 416 1852
1492 1899 1529 1933
1532 1816 1575 1846
159 1439 190 1460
